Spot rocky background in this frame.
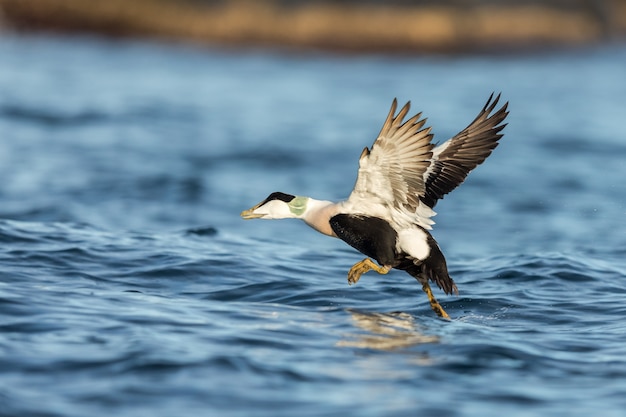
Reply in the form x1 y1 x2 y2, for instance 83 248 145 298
1 0 625 53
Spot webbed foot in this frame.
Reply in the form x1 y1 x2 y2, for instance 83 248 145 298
347 258 391 285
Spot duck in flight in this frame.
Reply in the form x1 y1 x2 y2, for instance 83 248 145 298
241 94 509 318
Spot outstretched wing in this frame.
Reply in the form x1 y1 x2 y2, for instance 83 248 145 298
347 94 509 229
347 99 434 216
421 93 509 208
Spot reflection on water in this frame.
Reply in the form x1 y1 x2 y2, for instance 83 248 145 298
338 309 439 351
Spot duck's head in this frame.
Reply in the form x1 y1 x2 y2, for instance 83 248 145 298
241 192 309 220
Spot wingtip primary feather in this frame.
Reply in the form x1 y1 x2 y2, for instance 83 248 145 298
376 98 413 143
378 99 399 139
394 101 411 127
484 92 509 117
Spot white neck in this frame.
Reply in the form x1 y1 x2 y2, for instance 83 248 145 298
301 198 340 237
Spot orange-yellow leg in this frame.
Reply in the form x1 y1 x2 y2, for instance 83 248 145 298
347 258 391 285
421 282 450 319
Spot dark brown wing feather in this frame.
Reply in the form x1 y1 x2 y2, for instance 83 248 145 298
421 93 509 208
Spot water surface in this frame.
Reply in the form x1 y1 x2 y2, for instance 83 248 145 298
1 35 625 417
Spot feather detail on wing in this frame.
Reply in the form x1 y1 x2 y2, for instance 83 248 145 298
348 99 435 227
421 93 509 208
346 93 509 230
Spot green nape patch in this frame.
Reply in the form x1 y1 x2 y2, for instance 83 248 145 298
288 196 308 216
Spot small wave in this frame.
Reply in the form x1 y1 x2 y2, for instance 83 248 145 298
0 104 110 127
0 102 198 128
541 135 626 157
184 226 218 237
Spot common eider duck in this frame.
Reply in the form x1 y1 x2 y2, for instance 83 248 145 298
241 94 509 318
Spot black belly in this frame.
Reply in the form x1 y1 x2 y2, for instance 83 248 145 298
329 214 399 266
330 213 456 295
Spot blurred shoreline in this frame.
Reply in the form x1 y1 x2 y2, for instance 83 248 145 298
1 0 625 54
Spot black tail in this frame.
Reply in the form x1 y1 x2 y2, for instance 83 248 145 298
405 238 458 295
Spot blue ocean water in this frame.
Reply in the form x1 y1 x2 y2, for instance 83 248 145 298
0 34 625 417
